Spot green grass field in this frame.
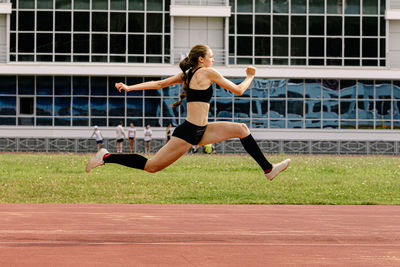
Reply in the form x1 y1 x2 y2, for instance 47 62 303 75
0 153 399 204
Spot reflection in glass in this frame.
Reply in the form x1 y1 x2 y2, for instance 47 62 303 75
55 97 71 116
145 98 161 117
305 80 321 99
375 100 391 120
216 98 233 118
305 120 321 128
36 97 52 116
357 80 374 99
73 77 89 95
162 98 179 117
345 0 360 14
340 120 356 129
252 118 268 128
238 0 252 12
73 97 88 116
340 100 356 119
270 79 286 98
0 76 16 95
270 119 285 128
73 118 88 126
91 77 107 96
288 99 303 118
0 97 16 115
363 0 378 14
91 118 107 127
287 80 303 98
305 99 320 119
358 120 374 129
340 80 357 98
252 79 268 98
357 100 373 119
91 97 107 116
270 99 286 118
323 120 339 129
55 117 71 126
252 99 268 118
322 80 339 98
109 98 125 116
234 99 250 118
375 120 391 130
37 117 52 126
323 100 339 119
127 98 143 117
55 76 71 95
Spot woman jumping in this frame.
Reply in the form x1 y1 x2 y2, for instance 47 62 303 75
86 44 290 180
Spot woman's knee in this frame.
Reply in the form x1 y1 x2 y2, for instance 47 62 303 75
238 123 250 137
144 160 163 173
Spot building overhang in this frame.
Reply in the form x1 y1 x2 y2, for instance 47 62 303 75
170 5 231 17
385 9 400 20
0 2 11 14
1 63 400 80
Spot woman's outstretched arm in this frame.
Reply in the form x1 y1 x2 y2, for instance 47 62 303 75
115 73 183 92
207 66 256 96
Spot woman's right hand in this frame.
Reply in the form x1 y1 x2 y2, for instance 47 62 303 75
115 82 129 93
246 66 256 77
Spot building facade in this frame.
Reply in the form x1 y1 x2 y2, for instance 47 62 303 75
0 0 400 154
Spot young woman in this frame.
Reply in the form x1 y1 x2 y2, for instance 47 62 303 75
115 121 126 153
90 125 104 152
86 44 290 180
143 124 152 154
128 123 136 153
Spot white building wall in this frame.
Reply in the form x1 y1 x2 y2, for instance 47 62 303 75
388 20 400 67
0 14 7 63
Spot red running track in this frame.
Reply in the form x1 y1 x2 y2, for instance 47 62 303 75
0 204 399 266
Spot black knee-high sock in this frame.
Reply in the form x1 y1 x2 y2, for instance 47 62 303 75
240 134 272 173
103 153 148 170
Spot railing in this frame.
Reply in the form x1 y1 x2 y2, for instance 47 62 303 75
171 0 229 6
390 0 400 9
173 48 226 65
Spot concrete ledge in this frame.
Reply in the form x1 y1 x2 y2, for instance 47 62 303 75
0 3 11 14
170 5 231 17
386 9 400 20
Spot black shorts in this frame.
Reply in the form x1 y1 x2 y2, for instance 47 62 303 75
129 137 135 140
117 138 124 143
172 120 207 145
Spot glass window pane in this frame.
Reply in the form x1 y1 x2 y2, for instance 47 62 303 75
145 98 161 116
287 79 303 98
109 98 125 116
129 13 144 32
291 0 306 13
73 76 89 95
237 37 253 56
237 15 252 34
323 100 339 118
327 16 342 36
74 12 89 31
37 12 53 31
358 100 374 119
36 76 53 95
309 38 324 57
340 80 357 98
74 0 89 10
109 77 125 96
55 34 71 53
273 0 288 13
146 35 162 54
36 117 52 126
72 97 88 116
305 79 321 99
288 99 304 118
19 0 34 9
255 0 270 13
55 12 71 31
36 97 53 116
56 0 71 9
327 0 342 14
238 0 252 12
270 99 286 118
147 13 162 33
18 11 34 31
111 0 126 10
91 77 107 96
163 98 179 117
18 76 34 95
92 34 108 53
327 38 342 57
55 117 71 126
162 84 180 97
129 0 144 10
73 118 88 126
110 13 126 32
91 97 107 116
251 99 268 117
291 16 306 35
252 79 268 98
216 98 233 118
363 0 378 15
340 100 356 119
55 76 71 95
309 0 324 14
54 97 71 116
127 98 143 116
234 99 250 118
375 81 391 99
309 16 324 35
92 0 108 10
345 38 360 57
91 118 107 126
362 17 378 36
0 97 16 115
110 35 126 54
0 76 16 95
305 120 321 128
36 33 53 53
255 15 270 34
322 80 339 98
255 37 270 56
305 99 321 119
147 0 162 11
291 37 306 56
362 38 378 57
273 37 288 56
73 34 89 53
345 17 360 36
273 15 288 34
18 33 34 53
92 13 108 32
270 79 286 98
345 0 360 14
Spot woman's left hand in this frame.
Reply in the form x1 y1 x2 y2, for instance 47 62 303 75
115 82 129 92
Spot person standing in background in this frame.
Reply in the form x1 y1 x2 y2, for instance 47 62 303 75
90 126 104 152
144 124 152 154
128 123 136 153
116 121 126 153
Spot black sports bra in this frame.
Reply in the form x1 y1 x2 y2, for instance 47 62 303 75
186 68 213 103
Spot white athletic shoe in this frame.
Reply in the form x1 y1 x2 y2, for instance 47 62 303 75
86 148 109 173
264 159 291 181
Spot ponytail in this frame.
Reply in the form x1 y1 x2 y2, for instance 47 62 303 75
171 44 210 108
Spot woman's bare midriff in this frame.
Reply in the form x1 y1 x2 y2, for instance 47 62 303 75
186 102 210 126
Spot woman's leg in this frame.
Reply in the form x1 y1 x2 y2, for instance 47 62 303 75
197 122 290 179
